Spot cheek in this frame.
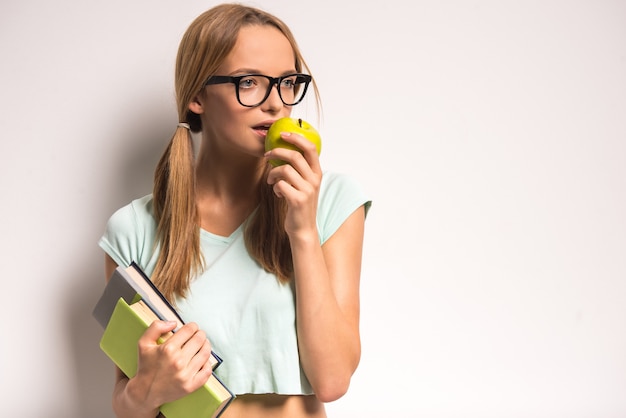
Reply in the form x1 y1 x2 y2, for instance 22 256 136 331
206 87 235 109
202 97 252 139
204 93 241 123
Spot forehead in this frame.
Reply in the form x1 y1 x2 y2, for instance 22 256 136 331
218 25 296 75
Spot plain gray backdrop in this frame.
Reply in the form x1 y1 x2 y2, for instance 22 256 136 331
1 0 625 417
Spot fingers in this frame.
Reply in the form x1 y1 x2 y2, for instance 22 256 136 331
133 321 212 406
141 321 213 382
166 321 200 346
268 163 314 198
187 338 214 385
179 326 211 361
165 323 213 390
266 135 321 194
265 132 322 175
140 319 178 344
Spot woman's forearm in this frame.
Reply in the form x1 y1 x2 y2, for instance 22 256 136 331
290 209 365 401
112 371 160 418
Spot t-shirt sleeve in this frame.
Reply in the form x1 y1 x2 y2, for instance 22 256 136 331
317 172 372 244
99 204 138 268
98 195 156 270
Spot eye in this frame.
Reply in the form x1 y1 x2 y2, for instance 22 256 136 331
238 76 258 89
280 76 297 89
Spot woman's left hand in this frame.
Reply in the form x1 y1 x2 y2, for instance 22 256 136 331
265 131 322 238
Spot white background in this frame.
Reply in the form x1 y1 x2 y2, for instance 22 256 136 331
1 1 625 417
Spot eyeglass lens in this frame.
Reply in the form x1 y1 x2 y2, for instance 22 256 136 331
237 75 308 107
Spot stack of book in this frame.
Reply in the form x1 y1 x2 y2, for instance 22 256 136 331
92 262 234 418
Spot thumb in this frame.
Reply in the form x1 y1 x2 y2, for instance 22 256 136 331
141 319 178 343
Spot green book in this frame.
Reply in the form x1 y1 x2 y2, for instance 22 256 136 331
93 263 223 370
100 297 235 418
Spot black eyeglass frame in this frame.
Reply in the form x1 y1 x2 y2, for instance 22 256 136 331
203 73 312 107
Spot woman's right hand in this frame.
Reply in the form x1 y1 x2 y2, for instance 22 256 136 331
104 255 213 417
124 319 214 413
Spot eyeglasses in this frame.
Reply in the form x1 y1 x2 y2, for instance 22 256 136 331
203 73 312 107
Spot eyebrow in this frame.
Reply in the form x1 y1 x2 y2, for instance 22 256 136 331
228 68 298 76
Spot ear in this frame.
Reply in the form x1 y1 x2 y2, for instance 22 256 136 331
188 94 204 115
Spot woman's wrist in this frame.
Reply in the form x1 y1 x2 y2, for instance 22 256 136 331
116 375 161 418
286 227 319 246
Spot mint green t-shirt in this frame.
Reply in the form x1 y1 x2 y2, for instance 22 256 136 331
99 171 371 395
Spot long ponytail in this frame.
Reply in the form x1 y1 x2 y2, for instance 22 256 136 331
151 125 201 300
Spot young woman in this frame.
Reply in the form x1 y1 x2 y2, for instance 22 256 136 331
99 4 371 417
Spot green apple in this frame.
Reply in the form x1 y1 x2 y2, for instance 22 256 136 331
265 117 322 166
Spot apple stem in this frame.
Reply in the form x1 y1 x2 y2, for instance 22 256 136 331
298 118 302 128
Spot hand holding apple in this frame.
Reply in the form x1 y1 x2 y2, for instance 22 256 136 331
265 117 322 167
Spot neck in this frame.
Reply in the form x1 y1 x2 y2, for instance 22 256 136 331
194 155 266 236
195 148 265 203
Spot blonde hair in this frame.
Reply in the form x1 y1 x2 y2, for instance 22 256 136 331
152 3 319 300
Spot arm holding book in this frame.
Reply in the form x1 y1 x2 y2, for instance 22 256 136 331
105 254 215 418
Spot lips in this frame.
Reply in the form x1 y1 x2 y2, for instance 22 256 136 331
252 121 275 137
